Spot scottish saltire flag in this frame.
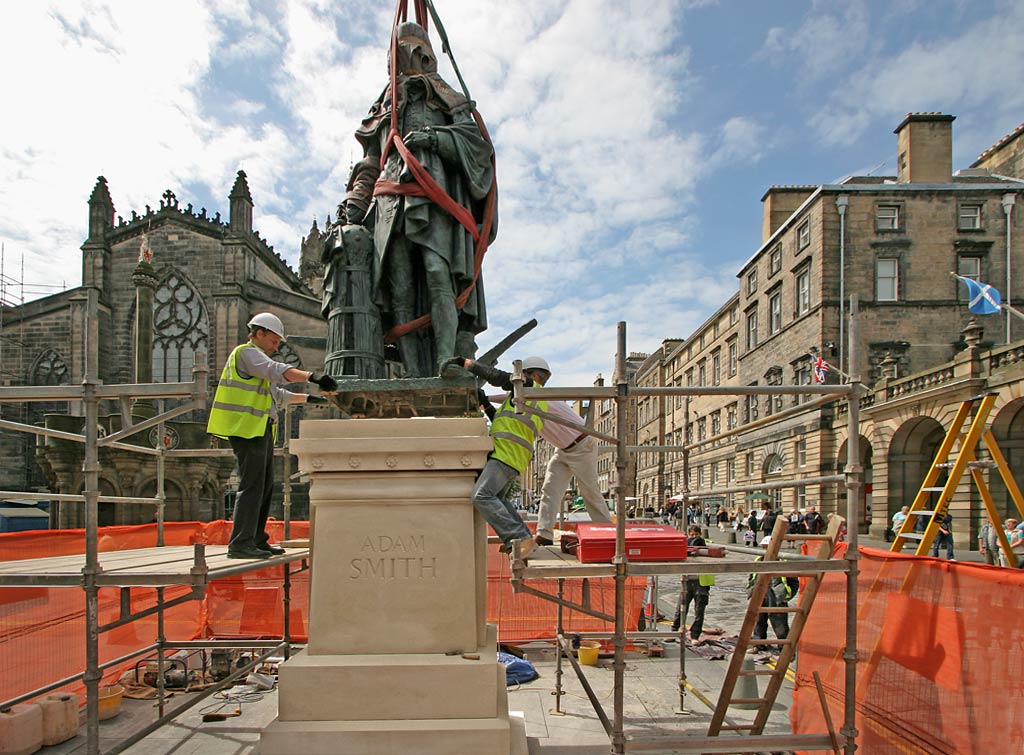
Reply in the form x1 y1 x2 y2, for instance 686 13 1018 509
954 274 1002 315
813 356 829 384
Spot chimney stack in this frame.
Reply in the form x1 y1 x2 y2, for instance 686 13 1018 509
760 186 815 243
894 112 955 183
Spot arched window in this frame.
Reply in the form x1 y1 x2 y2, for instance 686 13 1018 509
764 454 784 475
32 349 70 386
275 342 302 369
153 271 208 382
28 350 71 489
763 453 785 509
30 349 70 416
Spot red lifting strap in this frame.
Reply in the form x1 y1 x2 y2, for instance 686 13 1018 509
379 0 496 344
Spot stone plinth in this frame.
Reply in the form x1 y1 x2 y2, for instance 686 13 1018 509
260 418 526 755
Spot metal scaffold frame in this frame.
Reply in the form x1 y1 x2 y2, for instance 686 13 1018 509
0 347 310 755
507 318 864 755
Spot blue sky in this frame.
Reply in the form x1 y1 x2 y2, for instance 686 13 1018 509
2 0 1023 385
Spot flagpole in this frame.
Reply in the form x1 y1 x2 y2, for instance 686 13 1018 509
808 349 853 384
1001 303 1024 325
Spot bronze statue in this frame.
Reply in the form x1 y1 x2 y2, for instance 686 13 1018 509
327 20 496 379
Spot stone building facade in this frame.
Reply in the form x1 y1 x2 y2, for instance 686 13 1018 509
635 297 742 512
631 113 1024 554
973 121 1024 180
0 171 331 527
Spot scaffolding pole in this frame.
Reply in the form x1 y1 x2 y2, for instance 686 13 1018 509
842 296 862 755
611 321 629 754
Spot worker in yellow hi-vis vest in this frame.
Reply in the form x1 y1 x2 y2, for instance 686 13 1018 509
672 525 715 639
444 355 550 562
207 313 339 559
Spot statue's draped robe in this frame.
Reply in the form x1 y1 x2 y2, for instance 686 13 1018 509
353 73 495 356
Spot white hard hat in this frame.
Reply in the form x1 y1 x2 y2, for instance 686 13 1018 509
522 356 551 374
248 312 287 341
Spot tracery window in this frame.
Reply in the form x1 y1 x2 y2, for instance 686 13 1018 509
32 349 70 385
152 271 208 382
31 348 70 417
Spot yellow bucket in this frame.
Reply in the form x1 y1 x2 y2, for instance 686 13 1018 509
577 640 601 666
98 685 124 720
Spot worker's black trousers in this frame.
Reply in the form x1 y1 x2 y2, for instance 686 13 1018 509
752 590 790 649
672 580 710 639
228 424 275 553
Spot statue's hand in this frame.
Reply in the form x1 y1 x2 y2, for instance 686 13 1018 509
342 201 366 225
403 128 437 151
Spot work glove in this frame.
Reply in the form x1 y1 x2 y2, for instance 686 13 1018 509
309 373 339 392
439 357 466 377
477 388 490 406
305 395 330 405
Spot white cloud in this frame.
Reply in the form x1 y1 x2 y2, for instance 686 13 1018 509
0 1 218 290
758 2 870 83
483 247 739 388
709 116 765 168
226 99 267 119
810 1 1024 146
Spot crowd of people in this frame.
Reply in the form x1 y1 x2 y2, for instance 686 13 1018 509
980 516 1024 567
710 502 828 546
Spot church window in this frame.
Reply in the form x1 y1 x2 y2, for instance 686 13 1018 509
152 271 208 382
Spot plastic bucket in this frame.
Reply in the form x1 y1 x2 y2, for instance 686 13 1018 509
98 685 124 721
577 640 601 666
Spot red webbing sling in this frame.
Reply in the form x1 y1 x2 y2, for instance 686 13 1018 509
375 0 497 343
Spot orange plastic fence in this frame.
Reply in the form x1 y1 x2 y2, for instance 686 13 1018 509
793 545 1024 754
0 521 643 705
486 542 646 644
0 520 310 706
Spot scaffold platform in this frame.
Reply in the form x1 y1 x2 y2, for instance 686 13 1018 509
0 545 310 587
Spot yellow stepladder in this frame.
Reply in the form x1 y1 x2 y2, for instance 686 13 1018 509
890 393 1024 564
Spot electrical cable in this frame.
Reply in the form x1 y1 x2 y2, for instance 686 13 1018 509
198 686 274 718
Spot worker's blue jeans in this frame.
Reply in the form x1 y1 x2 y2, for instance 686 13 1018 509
472 458 532 546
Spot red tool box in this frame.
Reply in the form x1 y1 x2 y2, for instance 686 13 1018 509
572 523 688 563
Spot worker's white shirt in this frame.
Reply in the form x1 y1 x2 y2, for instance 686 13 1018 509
236 345 303 415
540 400 587 449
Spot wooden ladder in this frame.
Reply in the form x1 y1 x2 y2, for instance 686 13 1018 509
707 514 843 738
890 393 1024 563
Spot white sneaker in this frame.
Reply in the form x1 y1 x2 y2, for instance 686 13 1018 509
513 537 537 561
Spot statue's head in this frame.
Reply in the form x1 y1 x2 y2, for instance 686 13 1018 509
392 22 437 75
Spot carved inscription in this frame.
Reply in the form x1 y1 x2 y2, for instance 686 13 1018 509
348 534 438 580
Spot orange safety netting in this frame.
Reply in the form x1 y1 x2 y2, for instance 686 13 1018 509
792 545 1024 754
486 520 646 644
1 520 643 705
0 520 310 706
486 543 646 645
